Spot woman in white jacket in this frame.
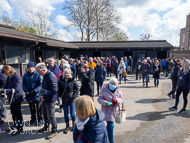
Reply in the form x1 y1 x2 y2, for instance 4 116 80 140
118 60 127 84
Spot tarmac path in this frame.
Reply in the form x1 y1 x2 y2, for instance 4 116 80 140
0 74 190 143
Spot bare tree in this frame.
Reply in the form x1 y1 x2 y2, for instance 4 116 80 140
105 28 128 41
140 33 152 40
63 0 121 41
26 8 57 38
0 15 13 25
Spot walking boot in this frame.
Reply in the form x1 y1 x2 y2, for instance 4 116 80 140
46 132 57 140
64 122 69 134
38 126 50 133
71 120 76 131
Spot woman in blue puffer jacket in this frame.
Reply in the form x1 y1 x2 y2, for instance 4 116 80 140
73 95 109 143
95 61 106 96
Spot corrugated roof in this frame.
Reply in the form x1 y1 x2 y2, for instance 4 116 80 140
69 40 174 49
0 24 78 49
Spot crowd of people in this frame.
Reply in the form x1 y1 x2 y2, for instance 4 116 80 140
0 54 190 143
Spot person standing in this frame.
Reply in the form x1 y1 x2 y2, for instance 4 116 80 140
153 60 161 87
47 58 60 75
98 78 123 143
80 64 95 99
128 56 133 74
23 62 43 125
107 57 112 77
161 59 166 76
88 57 96 70
58 68 79 134
2 65 25 136
135 58 142 80
165 59 170 77
167 59 181 99
36 63 58 140
95 61 106 96
169 59 190 113
73 96 109 143
0 69 7 125
113 58 119 79
168 60 174 78
69 58 77 76
140 60 150 87
118 61 127 84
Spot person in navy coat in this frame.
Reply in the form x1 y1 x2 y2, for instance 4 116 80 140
23 62 43 125
2 65 24 136
47 58 60 75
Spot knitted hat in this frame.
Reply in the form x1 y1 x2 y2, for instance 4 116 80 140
27 62 35 68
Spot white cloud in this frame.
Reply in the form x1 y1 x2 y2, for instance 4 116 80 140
55 15 73 27
57 29 81 41
0 0 13 15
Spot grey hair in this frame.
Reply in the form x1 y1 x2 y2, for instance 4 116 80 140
144 60 147 62
89 57 93 60
109 78 118 85
182 59 190 73
49 58 55 62
62 68 72 78
147 57 150 60
35 63 47 71
63 64 70 69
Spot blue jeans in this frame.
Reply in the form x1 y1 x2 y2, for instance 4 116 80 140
63 103 76 122
142 74 149 86
147 74 150 82
107 121 114 143
119 74 126 83
165 69 168 77
115 70 118 79
154 78 159 86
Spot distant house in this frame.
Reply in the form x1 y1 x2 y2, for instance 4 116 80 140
0 24 78 75
179 13 190 50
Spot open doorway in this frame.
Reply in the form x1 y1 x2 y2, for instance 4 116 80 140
93 51 101 57
35 51 44 63
157 51 167 59
124 51 133 58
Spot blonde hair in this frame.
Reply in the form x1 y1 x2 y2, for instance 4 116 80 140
74 96 96 119
2 65 16 77
63 68 72 78
182 59 190 73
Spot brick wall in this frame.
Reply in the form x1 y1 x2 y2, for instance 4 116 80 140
170 50 190 59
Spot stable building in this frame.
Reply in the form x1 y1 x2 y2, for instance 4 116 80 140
0 24 78 75
68 40 173 61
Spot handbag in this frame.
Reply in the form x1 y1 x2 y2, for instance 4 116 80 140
122 71 127 77
115 103 127 123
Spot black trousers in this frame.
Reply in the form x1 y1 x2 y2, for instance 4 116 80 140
96 82 103 94
107 67 111 77
29 101 42 121
10 103 23 131
169 79 177 95
136 69 139 80
174 86 188 110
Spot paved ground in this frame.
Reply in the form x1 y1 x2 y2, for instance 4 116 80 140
1 74 190 143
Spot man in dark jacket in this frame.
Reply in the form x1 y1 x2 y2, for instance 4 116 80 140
113 58 119 79
69 58 77 76
135 58 142 80
168 59 181 99
165 59 170 77
140 60 150 87
23 62 43 125
47 58 60 75
128 56 133 74
36 63 58 140
0 69 7 124
80 64 95 99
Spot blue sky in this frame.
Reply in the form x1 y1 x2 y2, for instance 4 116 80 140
1 0 190 47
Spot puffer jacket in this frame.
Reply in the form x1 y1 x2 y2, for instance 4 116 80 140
140 63 150 75
80 69 95 97
171 63 180 80
23 70 43 102
97 84 123 122
73 109 109 143
135 61 142 71
47 64 60 75
58 75 79 105
42 70 58 103
95 65 106 82
177 70 190 89
4 73 24 104
0 69 6 88
168 63 174 71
